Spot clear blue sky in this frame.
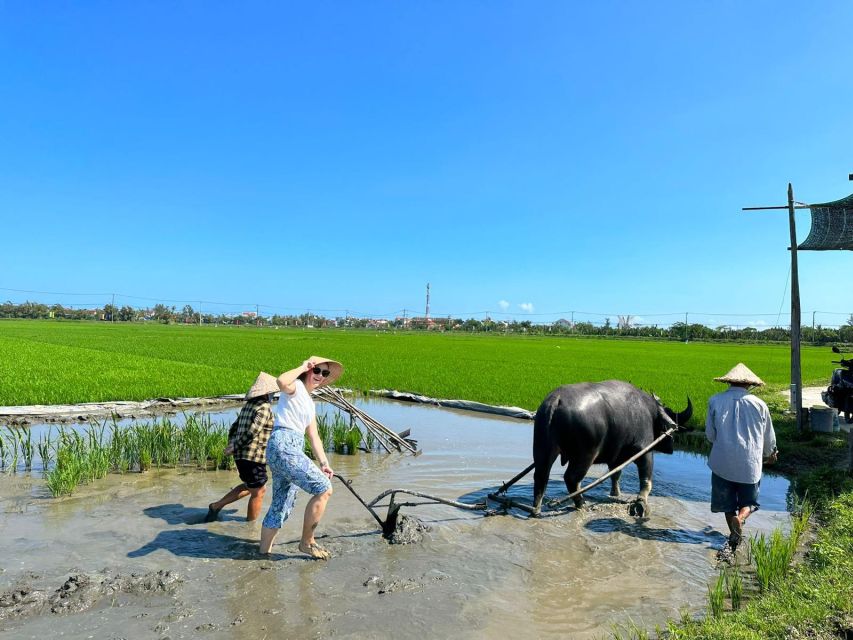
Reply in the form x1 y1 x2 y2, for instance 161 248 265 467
1 2 851 328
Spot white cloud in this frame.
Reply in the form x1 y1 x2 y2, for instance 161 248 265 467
519 302 534 313
498 300 510 311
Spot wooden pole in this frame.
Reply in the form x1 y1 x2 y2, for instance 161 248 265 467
543 426 677 509
334 473 386 527
788 183 803 433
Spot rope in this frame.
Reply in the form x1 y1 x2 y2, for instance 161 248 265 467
543 426 677 509
335 426 681 531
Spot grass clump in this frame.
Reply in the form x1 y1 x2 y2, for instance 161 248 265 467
40 414 232 497
707 570 727 618
312 412 372 456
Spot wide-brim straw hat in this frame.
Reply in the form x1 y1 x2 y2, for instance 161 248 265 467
714 363 765 387
245 372 279 399
308 355 344 387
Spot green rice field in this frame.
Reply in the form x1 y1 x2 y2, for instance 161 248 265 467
0 320 833 418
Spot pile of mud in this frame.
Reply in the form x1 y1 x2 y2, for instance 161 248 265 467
386 515 431 545
0 570 181 621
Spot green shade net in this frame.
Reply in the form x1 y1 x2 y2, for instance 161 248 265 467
798 193 853 251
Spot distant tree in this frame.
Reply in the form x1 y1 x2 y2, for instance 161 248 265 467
152 304 173 323
103 304 117 321
118 305 135 321
180 305 196 324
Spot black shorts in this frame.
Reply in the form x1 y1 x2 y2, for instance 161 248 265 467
235 459 268 489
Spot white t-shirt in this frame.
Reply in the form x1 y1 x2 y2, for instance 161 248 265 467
272 379 316 433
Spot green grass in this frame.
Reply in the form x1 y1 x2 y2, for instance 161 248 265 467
41 414 234 496
610 483 853 640
313 412 370 455
20 410 382 495
0 320 835 422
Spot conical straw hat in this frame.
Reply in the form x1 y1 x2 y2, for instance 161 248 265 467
245 372 279 399
307 356 344 387
714 363 765 387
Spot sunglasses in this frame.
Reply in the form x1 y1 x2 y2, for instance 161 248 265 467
312 366 331 378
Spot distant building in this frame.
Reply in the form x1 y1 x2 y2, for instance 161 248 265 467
407 316 450 330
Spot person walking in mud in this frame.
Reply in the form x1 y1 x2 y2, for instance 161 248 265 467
705 363 778 555
205 372 278 523
260 356 342 560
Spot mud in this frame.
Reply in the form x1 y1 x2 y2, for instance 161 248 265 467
0 570 180 621
386 515 431 545
0 398 793 639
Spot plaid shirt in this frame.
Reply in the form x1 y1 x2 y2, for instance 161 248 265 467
227 397 274 464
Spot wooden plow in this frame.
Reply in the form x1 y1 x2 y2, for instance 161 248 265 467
335 426 681 536
334 473 490 538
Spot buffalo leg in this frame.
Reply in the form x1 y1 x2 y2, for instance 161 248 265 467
563 453 595 509
609 468 622 498
532 447 559 515
629 454 654 517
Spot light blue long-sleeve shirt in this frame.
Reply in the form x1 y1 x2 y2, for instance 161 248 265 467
705 386 776 484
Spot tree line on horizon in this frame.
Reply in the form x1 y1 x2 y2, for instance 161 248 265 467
3 300 852 345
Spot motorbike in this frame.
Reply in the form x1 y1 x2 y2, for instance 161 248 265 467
822 346 853 424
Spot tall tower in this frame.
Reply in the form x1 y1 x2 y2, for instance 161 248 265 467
425 283 430 320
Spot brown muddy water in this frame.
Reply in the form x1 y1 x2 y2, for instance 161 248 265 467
0 399 791 639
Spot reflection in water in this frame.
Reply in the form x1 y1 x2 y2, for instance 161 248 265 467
0 398 791 639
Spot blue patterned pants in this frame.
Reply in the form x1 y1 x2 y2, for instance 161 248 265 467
262 429 332 529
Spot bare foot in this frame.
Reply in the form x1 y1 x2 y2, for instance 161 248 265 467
729 515 744 550
204 504 221 523
299 542 331 560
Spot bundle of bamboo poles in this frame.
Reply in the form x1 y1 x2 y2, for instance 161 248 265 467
312 387 418 455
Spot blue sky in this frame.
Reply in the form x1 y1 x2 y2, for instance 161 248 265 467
1 2 851 328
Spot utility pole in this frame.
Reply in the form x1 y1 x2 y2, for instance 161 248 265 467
787 183 803 431
571 311 575 334
425 283 430 321
743 182 812 433
198 302 202 326
111 293 115 323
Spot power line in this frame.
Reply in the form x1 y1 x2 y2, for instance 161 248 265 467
0 287 848 325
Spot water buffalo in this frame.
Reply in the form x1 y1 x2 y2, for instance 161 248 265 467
532 380 692 517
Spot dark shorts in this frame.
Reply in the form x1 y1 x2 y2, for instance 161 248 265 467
235 459 268 489
710 472 760 513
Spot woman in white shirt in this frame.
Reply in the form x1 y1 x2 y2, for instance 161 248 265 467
260 356 343 559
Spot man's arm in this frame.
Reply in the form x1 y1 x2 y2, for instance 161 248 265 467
705 402 717 443
762 407 777 463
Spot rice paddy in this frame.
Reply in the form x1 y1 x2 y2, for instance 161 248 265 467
0 320 833 421
2 410 379 497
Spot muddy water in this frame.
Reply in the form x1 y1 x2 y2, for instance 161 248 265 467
0 399 791 639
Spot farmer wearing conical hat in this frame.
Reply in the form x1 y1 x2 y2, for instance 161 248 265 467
204 372 278 523
706 363 778 554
